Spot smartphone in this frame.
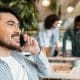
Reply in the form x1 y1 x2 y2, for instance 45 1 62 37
20 34 25 46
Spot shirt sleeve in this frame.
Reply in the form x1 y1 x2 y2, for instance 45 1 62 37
55 28 59 42
32 50 52 77
37 31 45 47
62 28 70 53
52 28 60 45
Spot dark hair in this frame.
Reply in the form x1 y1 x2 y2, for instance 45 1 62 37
74 15 80 30
74 15 80 22
0 5 22 23
44 14 60 29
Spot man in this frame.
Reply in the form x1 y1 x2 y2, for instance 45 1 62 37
62 15 80 57
0 6 51 80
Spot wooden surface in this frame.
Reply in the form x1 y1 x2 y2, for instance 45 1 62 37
50 63 72 72
41 71 80 80
41 57 80 80
48 57 80 62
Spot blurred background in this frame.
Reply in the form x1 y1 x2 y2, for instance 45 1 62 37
0 0 80 55
1 0 80 78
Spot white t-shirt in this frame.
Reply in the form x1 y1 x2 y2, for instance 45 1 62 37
0 56 28 80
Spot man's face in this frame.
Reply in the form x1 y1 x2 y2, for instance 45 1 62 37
0 12 21 50
75 22 80 30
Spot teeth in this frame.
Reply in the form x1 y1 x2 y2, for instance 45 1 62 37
12 37 20 42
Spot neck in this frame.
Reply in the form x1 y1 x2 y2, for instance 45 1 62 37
0 46 11 57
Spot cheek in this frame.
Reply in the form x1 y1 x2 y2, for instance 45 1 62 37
0 29 11 42
0 30 7 40
0 24 14 42
0 33 10 43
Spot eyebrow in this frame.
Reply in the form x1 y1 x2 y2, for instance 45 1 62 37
7 20 15 23
7 20 20 25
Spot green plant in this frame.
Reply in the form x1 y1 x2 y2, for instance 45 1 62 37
0 0 38 34
50 0 56 13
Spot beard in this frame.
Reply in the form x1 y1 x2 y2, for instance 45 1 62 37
0 40 21 51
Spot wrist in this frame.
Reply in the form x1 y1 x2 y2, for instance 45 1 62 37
36 46 41 55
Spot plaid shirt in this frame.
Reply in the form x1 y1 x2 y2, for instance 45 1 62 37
62 27 80 57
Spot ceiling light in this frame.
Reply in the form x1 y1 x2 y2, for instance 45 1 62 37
67 5 74 13
42 0 50 7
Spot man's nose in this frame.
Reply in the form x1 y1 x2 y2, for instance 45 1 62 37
14 26 21 34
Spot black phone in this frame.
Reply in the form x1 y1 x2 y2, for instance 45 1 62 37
20 34 25 46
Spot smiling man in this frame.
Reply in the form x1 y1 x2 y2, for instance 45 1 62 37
0 6 51 80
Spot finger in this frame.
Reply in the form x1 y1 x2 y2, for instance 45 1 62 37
23 34 31 46
23 34 28 41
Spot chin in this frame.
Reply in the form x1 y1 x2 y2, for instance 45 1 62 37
12 43 21 50
9 44 21 51
0 41 21 51
15 43 20 47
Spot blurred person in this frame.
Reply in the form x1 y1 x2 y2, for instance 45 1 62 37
38 14 61 57
0 6 51 80
62 15 80 57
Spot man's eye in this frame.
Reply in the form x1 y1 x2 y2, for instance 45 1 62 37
8 23 14 26
8 24 15 28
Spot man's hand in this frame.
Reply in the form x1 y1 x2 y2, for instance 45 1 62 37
20 34 40 55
